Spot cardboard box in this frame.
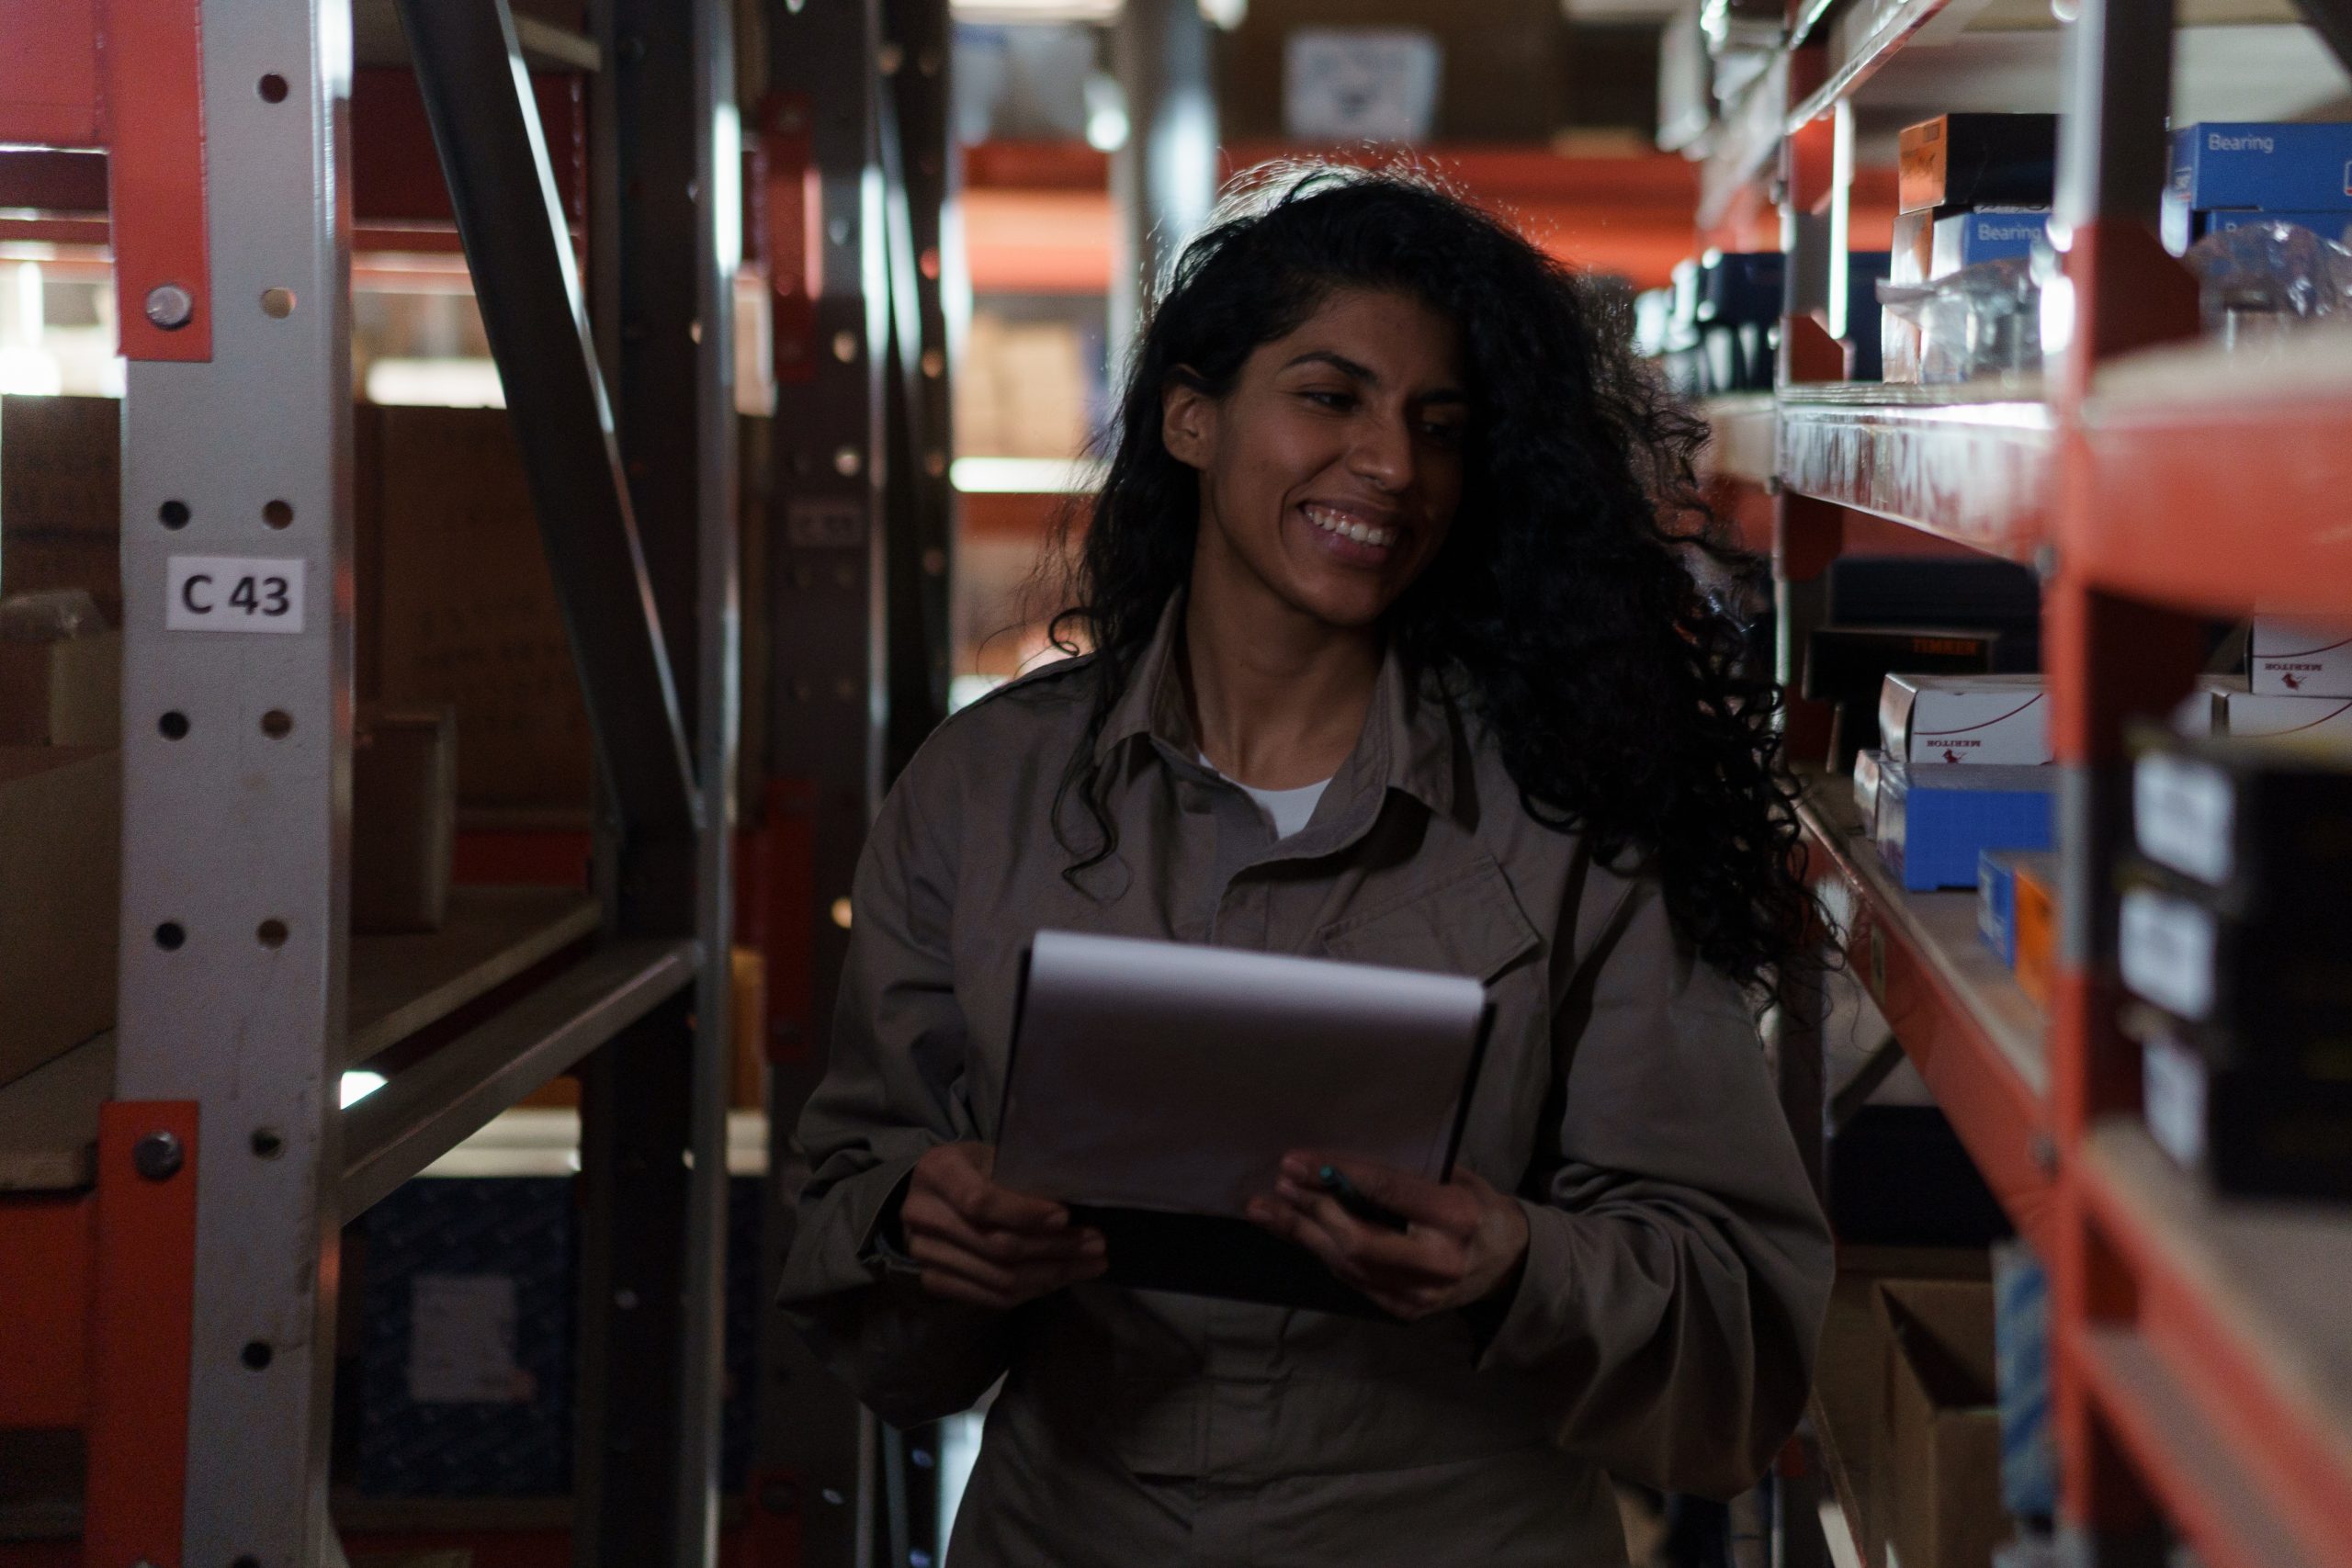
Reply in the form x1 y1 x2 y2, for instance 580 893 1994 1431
374 407 594 817
1873 1277 2013 1568
0 395 122 624
2169 122 2352 214
353 705 457 934
2011 854 2057 1008
1877 762 2056 892
2220 690 2352 745
2249 616 2352 698
1892 208 2049 288
1899 115 2059 215
1217 0 1566 144
0 747 119 1090
1978 849 2021 966
0 624 119 748
1881 673 2051 766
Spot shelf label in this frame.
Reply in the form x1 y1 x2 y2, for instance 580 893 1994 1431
2133 753 2234 886
164 555 305 634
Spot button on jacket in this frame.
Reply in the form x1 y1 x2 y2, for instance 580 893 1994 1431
777 600 1833 1567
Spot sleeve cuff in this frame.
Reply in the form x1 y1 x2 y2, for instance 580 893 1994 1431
788 1151 928 1299
1475 1200 1573 1373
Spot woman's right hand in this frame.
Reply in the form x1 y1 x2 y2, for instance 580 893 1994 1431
899 1143 1108 1309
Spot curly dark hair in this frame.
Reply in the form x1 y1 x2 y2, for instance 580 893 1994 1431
1043 163 1814 998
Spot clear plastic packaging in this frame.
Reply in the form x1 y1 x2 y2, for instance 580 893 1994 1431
1877 255 2042 386
2184 220 2352 353
0 588 106 644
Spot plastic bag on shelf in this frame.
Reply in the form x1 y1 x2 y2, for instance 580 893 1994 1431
2185 220 2352 354
0 588 107 644
1877 255 2043 386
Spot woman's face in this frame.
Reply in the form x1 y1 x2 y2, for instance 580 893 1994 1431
1163 287 1468 631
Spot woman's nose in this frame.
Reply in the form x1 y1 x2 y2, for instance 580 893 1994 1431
1347 413 1413 493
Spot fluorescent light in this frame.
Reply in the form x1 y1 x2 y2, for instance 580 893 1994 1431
364 357 507 408
950 455 1105 493
340 1070 388 1108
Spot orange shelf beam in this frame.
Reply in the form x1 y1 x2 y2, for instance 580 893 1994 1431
1797 792 2054 1252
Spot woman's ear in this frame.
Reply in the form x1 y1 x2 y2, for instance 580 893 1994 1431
1160 373 1215 471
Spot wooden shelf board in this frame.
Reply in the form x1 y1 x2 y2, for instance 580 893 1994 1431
2077 1121 2352 1567
347 886 602 1067
0 887 601 1196
1799 781 2054 1247
1777 394 2052 562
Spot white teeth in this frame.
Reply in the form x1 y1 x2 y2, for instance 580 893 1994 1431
1306 505 1395 549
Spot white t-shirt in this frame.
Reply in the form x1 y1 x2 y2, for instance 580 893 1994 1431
1203 755 1331 840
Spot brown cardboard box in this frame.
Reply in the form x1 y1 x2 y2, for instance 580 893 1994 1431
0 747 119 1090
0 623 120 749
373 406 594 817
1874 1277 2012 1568
0 395 121 624
353 705 457 933
1217 0 1567 144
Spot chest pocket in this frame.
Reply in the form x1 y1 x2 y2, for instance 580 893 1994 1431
1316 852 1541 984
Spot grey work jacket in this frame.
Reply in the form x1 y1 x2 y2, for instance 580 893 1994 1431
777 601 1833 1567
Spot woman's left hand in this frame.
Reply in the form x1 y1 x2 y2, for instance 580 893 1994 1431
1245 1153 1530 1323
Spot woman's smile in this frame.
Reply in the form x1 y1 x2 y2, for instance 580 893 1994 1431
1297 500 1407 565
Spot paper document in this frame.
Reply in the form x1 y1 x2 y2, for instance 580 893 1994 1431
994 930 1491 1220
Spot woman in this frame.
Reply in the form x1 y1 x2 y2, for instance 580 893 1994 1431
778 165 1832 1566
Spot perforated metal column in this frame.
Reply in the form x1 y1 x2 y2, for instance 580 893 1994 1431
112 0 354 1559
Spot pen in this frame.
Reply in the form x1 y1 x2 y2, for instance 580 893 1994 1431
1317 1163 1411 1233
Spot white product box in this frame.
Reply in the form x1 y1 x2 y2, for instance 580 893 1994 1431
2249 617 2352 697
2119 886 2218 1023
1879 673 2052 766
2220 690 2352 745
1852 748 1885 836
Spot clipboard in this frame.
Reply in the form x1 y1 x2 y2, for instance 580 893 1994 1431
994 930 1498 1316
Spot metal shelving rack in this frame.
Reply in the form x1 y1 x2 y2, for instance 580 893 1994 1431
0 0 751 1561
1695 3 2352 1566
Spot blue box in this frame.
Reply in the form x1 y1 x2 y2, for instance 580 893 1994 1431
1992 1242 2057 1519
1978 849 2021 965
2169 122 2352 213
1934 209 2048 273
2205 208 2352 242
1877 761 2056 892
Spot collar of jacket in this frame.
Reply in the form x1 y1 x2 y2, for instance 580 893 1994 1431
1089 592 1460 827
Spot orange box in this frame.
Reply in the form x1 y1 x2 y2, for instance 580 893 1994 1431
2012 856 2058 1007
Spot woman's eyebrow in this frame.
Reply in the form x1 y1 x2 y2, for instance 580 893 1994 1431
1281 351 1470 405
1280 349 1377 380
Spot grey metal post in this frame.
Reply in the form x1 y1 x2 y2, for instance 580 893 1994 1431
1110 0 1220 355
760 0 894 1562
112 0 353 1559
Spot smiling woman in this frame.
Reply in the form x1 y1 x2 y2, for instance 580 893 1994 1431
777 164 1833 1568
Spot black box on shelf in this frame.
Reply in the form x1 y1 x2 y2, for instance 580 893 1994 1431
1899 114 2060 216
2118 860 2352 1043
1828 1105 2013 1248
2141 1026 2352 1202
1804 625 2008 770
2132 732 2352 920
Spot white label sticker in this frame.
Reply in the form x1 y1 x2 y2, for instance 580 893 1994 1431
407 1273 529 1404
2119 887 2218 1021
2134 754 2234 886
165 556 306 633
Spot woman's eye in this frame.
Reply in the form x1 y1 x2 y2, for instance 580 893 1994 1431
1301 389 1353 410
1423 422 1465 446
